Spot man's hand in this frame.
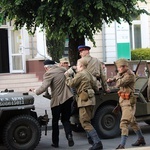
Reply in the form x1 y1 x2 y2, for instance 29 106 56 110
105 88 111 93
64 67 75 77
107 78 112 83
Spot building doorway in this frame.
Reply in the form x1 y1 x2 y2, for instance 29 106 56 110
0 29 9 73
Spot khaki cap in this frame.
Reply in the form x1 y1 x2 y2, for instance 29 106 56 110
115 58 128 67
59 57 69 63
78 58 88 67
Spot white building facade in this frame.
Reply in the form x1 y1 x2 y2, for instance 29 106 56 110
0 1 150 74
87 2 150 63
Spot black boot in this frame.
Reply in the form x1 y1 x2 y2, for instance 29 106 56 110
67 134 74 147
88 137 94 145
89 141 103 150
88 129 103 150
132 137 146 146
116 144 125 149
51 143 59 148
86 131 93 145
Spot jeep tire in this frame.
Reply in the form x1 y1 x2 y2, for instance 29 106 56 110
92 105 121 139
3 115 41 150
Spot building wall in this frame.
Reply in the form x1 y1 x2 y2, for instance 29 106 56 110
28 34 37 60
146 0 150 48
86 0 150 63
1 1 150 74
86 32 103 61
104 23 117 63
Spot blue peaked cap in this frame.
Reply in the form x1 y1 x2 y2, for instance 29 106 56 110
78 45 91 51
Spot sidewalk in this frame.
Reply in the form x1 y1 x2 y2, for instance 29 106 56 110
32 93 51 118
30 93 62 129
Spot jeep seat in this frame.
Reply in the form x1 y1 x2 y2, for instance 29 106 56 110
134 77 148 103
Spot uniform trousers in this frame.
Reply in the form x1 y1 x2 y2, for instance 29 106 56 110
51 98 73 145
120 104 140 136
79 105 94 132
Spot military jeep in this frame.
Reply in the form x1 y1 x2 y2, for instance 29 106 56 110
71 60 150 139
0 90 49 150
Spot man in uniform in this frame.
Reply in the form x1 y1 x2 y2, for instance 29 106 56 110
65 58 103 150
78 45 109 91
30 59 74 148
107 58 146 149
59 57 70 69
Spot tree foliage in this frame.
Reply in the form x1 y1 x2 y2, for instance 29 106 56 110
46 31 66 62
0 0 149 64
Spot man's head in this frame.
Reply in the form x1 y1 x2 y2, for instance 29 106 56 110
78 45 91 57
76 58 88 72
115 58 128 73
44 59 56 71
59 57 70 69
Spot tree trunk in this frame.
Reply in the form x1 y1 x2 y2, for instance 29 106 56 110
68 35 85 66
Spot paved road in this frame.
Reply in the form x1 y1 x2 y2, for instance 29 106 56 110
33 94 150 150
35 123 150 150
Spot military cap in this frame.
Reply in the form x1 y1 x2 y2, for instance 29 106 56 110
59 57 69 63
78 58 88 67
78 45 91 51
115 58 128 67
44 59 56 66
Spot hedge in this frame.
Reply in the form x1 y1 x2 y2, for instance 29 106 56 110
131 48 150 60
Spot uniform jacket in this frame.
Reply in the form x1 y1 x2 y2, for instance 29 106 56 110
66 69 98 107
83 54 108 90
36 66 73 108
112 69 136 107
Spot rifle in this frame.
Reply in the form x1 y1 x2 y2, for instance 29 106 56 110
112 104 121 115
44 110 49 135
114 61 118 74
133 60 141 75
38 110 49 136
145 62 150 78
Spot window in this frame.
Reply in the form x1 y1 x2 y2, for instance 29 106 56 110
130 15 141 49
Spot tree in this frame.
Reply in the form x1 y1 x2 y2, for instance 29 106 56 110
0 0 148 65
46 31 65 62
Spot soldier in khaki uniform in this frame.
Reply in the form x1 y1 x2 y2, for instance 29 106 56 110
59 57 70 69
65 58 103 150
78 45 109 91
107 58 146 149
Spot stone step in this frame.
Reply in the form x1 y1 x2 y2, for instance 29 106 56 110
0 78 39 84
0 73 42 92
0 73 37 79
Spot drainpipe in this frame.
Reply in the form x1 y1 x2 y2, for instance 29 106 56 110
102 21 106 62
31 35 34 58
114 21 117 60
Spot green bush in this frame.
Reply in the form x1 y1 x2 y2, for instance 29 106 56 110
131 48 150 60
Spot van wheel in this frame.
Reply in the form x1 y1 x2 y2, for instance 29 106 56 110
92 105 121 139
3 115 41 150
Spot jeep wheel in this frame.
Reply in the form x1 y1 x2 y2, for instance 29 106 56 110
92 105 121 139
3 115 41 150
144 120 150 125
71 123 84 132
